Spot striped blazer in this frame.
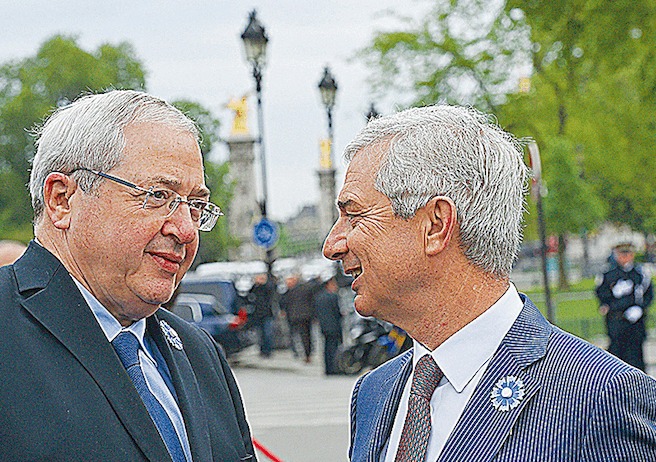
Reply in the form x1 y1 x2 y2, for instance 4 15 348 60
349 296 656 461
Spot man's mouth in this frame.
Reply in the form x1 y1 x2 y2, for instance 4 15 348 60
150 252 185 273
345 267 362 280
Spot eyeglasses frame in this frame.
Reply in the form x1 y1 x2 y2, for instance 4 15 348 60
70 167 223 231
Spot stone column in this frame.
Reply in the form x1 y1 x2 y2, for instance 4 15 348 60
226 136 261 261
317 168 337 241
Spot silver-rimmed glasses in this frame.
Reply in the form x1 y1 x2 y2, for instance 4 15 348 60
73 168 223 232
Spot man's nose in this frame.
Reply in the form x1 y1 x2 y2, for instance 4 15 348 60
323 218 348 261
163 202 197 244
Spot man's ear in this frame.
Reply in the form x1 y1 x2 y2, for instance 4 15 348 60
43 172 78 229
424 196 457 256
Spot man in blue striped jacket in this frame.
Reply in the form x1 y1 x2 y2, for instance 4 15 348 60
322 105 656 461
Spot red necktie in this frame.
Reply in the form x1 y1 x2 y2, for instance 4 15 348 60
395 355 443 462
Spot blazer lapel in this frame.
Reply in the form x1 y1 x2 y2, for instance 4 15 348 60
368 350 414 462
15 242 172 462
438 298 552 462
148 313 213 462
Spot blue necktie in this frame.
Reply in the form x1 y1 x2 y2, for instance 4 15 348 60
112 331 187 462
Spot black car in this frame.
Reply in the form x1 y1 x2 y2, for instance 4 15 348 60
170 278 256 357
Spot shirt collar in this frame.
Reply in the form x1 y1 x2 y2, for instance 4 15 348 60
72 278 154 362
413 283 523 393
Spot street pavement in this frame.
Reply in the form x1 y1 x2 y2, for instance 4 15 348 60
232 347 358 461
231 330 656 461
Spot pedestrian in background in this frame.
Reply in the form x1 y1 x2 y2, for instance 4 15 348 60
314 277 343 375
279 274 319 363
596 242 653 371
248 272 276 358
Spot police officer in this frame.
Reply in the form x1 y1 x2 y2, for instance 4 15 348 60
596 242 653 371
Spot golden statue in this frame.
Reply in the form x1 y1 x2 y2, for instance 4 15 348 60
320 138 332 169
226 94 249 136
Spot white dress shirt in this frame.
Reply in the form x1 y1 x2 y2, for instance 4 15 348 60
73 279 193 462
383 284 524 462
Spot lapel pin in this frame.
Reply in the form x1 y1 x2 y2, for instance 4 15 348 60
160 320 184 351
490 375 525 412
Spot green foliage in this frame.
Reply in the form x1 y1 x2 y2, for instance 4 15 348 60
0 35 146 241
193 160 238 266
172 100 221 158
359 0 532 110
542 137 605 235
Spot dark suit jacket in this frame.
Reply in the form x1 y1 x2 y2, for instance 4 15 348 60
0 242 256 461
349 296 656 461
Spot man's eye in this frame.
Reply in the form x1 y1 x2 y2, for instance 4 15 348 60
149 189 171 202
188 200 207 211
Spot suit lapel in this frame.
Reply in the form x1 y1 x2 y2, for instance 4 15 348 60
368 350 414 461
16 242 172 462
438 298 552 462
148 313 212 462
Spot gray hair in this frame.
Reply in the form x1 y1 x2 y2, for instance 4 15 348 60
30 89 199 220
344 105 529 278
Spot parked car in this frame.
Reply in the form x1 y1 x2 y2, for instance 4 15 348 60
170 277 256 357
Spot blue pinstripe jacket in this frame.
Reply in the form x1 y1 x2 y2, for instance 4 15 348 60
349 296 656 461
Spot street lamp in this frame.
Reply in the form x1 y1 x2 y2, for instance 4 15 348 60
241 9 275 276
241 10 269 213
316 67 339 236
318 66 338 149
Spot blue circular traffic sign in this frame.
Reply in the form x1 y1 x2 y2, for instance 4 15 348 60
253 218 279 249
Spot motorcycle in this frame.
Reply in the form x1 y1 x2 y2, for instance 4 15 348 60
336 317 412 375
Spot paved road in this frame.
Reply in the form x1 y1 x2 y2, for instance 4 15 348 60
232 348 358 461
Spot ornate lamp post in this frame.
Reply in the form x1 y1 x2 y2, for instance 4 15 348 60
241 9 269 215
316 67 339 237
318 66 338 150
241 10 276 275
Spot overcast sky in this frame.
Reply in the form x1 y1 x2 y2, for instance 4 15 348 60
1 0 427 220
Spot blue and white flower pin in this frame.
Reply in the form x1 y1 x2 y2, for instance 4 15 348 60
490 376 525 412
160 320 183 350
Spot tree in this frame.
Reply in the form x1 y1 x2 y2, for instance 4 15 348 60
541 137 605 288
501 0 656 285
0 35 146 241
359 0 532 111
172 99 221 158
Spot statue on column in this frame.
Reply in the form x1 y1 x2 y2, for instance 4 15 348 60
226 94 250 136
320 138 332 169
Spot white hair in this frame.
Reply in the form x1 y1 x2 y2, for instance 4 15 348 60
344 105 529 278
30 89 199 220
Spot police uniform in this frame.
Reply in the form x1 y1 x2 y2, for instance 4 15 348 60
595 247 653 371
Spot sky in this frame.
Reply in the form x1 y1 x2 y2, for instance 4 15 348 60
1 0 426 221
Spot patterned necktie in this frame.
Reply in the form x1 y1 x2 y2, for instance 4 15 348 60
112 331 187 462
395 354 443 462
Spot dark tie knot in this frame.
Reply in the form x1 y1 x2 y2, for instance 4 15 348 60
112 331 141 369
411 355 442 400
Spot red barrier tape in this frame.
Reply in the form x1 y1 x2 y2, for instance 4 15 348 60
253 437 284 462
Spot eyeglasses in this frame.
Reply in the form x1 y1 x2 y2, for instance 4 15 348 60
73 168 223 232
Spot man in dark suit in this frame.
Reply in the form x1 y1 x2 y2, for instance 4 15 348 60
322 105 656 461
314 277 343 375
0 90 256 461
